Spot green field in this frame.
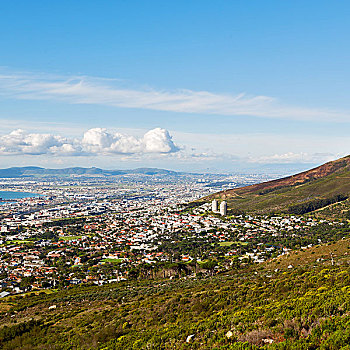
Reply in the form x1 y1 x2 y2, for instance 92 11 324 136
4 240 33 245
101 258 124 263
59 235 83 241
218 241 248 247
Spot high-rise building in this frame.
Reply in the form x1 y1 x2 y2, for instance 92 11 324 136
212 199 218 212
220 201 227 216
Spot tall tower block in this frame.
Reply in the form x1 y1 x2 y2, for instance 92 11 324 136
212 199 218 212
220 201 227 216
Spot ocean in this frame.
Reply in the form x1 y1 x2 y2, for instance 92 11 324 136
0 191 41 204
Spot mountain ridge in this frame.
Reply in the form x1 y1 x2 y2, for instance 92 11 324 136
207 155 350 214
0 166 181 178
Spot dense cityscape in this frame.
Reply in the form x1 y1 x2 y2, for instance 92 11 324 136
0 172 345 297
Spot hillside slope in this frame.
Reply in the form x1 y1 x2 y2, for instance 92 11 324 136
207 155 350 214
1 240 350 349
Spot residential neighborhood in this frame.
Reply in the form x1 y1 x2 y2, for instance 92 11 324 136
0 173 344 296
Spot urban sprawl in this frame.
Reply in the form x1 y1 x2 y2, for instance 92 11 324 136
0 172 342 297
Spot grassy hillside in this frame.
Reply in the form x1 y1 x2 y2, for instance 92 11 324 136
2 240 350 349
207 155 350 215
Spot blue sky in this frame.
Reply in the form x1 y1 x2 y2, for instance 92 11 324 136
0 1 350 172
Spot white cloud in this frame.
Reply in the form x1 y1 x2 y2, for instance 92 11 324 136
0 129 78 156
0 70 348 121
142 128 177 153
0 128 178 156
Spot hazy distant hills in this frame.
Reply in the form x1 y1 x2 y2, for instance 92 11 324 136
208 155 350 215
0 166 180 178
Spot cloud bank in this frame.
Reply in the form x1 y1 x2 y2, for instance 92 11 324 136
0 70 348 121
0 128 178 156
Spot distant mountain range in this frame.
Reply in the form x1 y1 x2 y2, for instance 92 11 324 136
0 166 181 178
207 155 350 215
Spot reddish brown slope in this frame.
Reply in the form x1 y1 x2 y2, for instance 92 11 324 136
209 155 350 200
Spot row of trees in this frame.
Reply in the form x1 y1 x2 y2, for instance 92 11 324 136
288 194 348 215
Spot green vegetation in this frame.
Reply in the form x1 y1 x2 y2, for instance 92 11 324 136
288 194 348 215
59 235 84 241
2 241 350 349
101 258 124 263
207 155 350 215
3 240 33 245
218 241 248 247
218 241 235 247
